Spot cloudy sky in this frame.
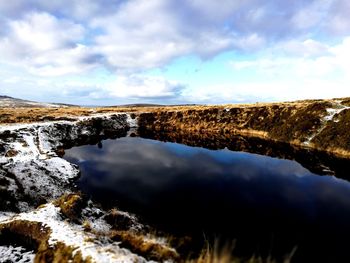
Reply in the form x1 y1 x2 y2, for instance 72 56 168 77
0 0 349 105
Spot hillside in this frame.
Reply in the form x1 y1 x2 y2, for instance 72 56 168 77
0 95 74 108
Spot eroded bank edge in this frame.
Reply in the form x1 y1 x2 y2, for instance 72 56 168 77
0 113 179 262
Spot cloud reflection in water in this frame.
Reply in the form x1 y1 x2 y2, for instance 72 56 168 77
64 137 350 261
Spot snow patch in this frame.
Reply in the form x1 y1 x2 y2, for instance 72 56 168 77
1 204 149 263
304 103 350 145
126 114 138 137
0 245 35 263
0 212 15 222
0 112 166 262
0 113 130 211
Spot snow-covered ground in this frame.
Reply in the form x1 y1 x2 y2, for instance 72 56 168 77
0 203 149 263
0 113 174 262
0 113 130 212
0 245 35 263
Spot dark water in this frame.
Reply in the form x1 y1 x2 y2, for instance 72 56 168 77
64 137 350 262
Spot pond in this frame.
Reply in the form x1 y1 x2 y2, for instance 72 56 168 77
64 136 350 262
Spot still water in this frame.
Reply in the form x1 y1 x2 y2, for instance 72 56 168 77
64 137 350 262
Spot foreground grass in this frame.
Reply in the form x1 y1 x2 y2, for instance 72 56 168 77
188 240 296 263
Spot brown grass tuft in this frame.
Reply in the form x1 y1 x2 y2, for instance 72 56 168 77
110 230 180 262
188 240 296 263
53 193 86 223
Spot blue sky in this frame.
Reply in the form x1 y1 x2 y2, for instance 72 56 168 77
0 0 350 105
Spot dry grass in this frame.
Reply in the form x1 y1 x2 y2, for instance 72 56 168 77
53 193 86 223
188 240 296 263
0 219 91 263
188 240 236 263
110 230 180 261
0 98 326 125
2 97 350 157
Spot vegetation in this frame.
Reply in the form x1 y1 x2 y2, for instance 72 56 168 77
110 230 180 261
53 193 86 223
188 240 296 263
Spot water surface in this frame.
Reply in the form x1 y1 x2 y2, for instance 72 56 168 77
64 137 350 262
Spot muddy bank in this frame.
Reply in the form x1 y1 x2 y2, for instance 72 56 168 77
138 98 350 157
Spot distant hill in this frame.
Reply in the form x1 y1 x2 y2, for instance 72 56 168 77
0 95 76 108
111 103 200 108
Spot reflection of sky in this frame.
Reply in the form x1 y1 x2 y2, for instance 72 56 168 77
64 137 350 235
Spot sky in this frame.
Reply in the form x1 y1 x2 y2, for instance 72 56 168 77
0 0 350 105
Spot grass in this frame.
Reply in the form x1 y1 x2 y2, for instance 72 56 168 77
0 219 91 263
0 98 338 125
110 230 180 261
53 193 86 223
188 239 297 263
0 217 296 263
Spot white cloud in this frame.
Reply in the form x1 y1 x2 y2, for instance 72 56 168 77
90 0 237 70
105 75 184 99
0 12 100 76
1 0 350 74
327 0 350 35
231 37 350 77
10 12 83 51
1 12 84 55
184 79 350 104
0 0 350 104
279 39 330 57
218 37 350 102
0 59 184 104
291 0 331 30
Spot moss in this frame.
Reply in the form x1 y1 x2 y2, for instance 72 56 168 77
111 230 180 262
